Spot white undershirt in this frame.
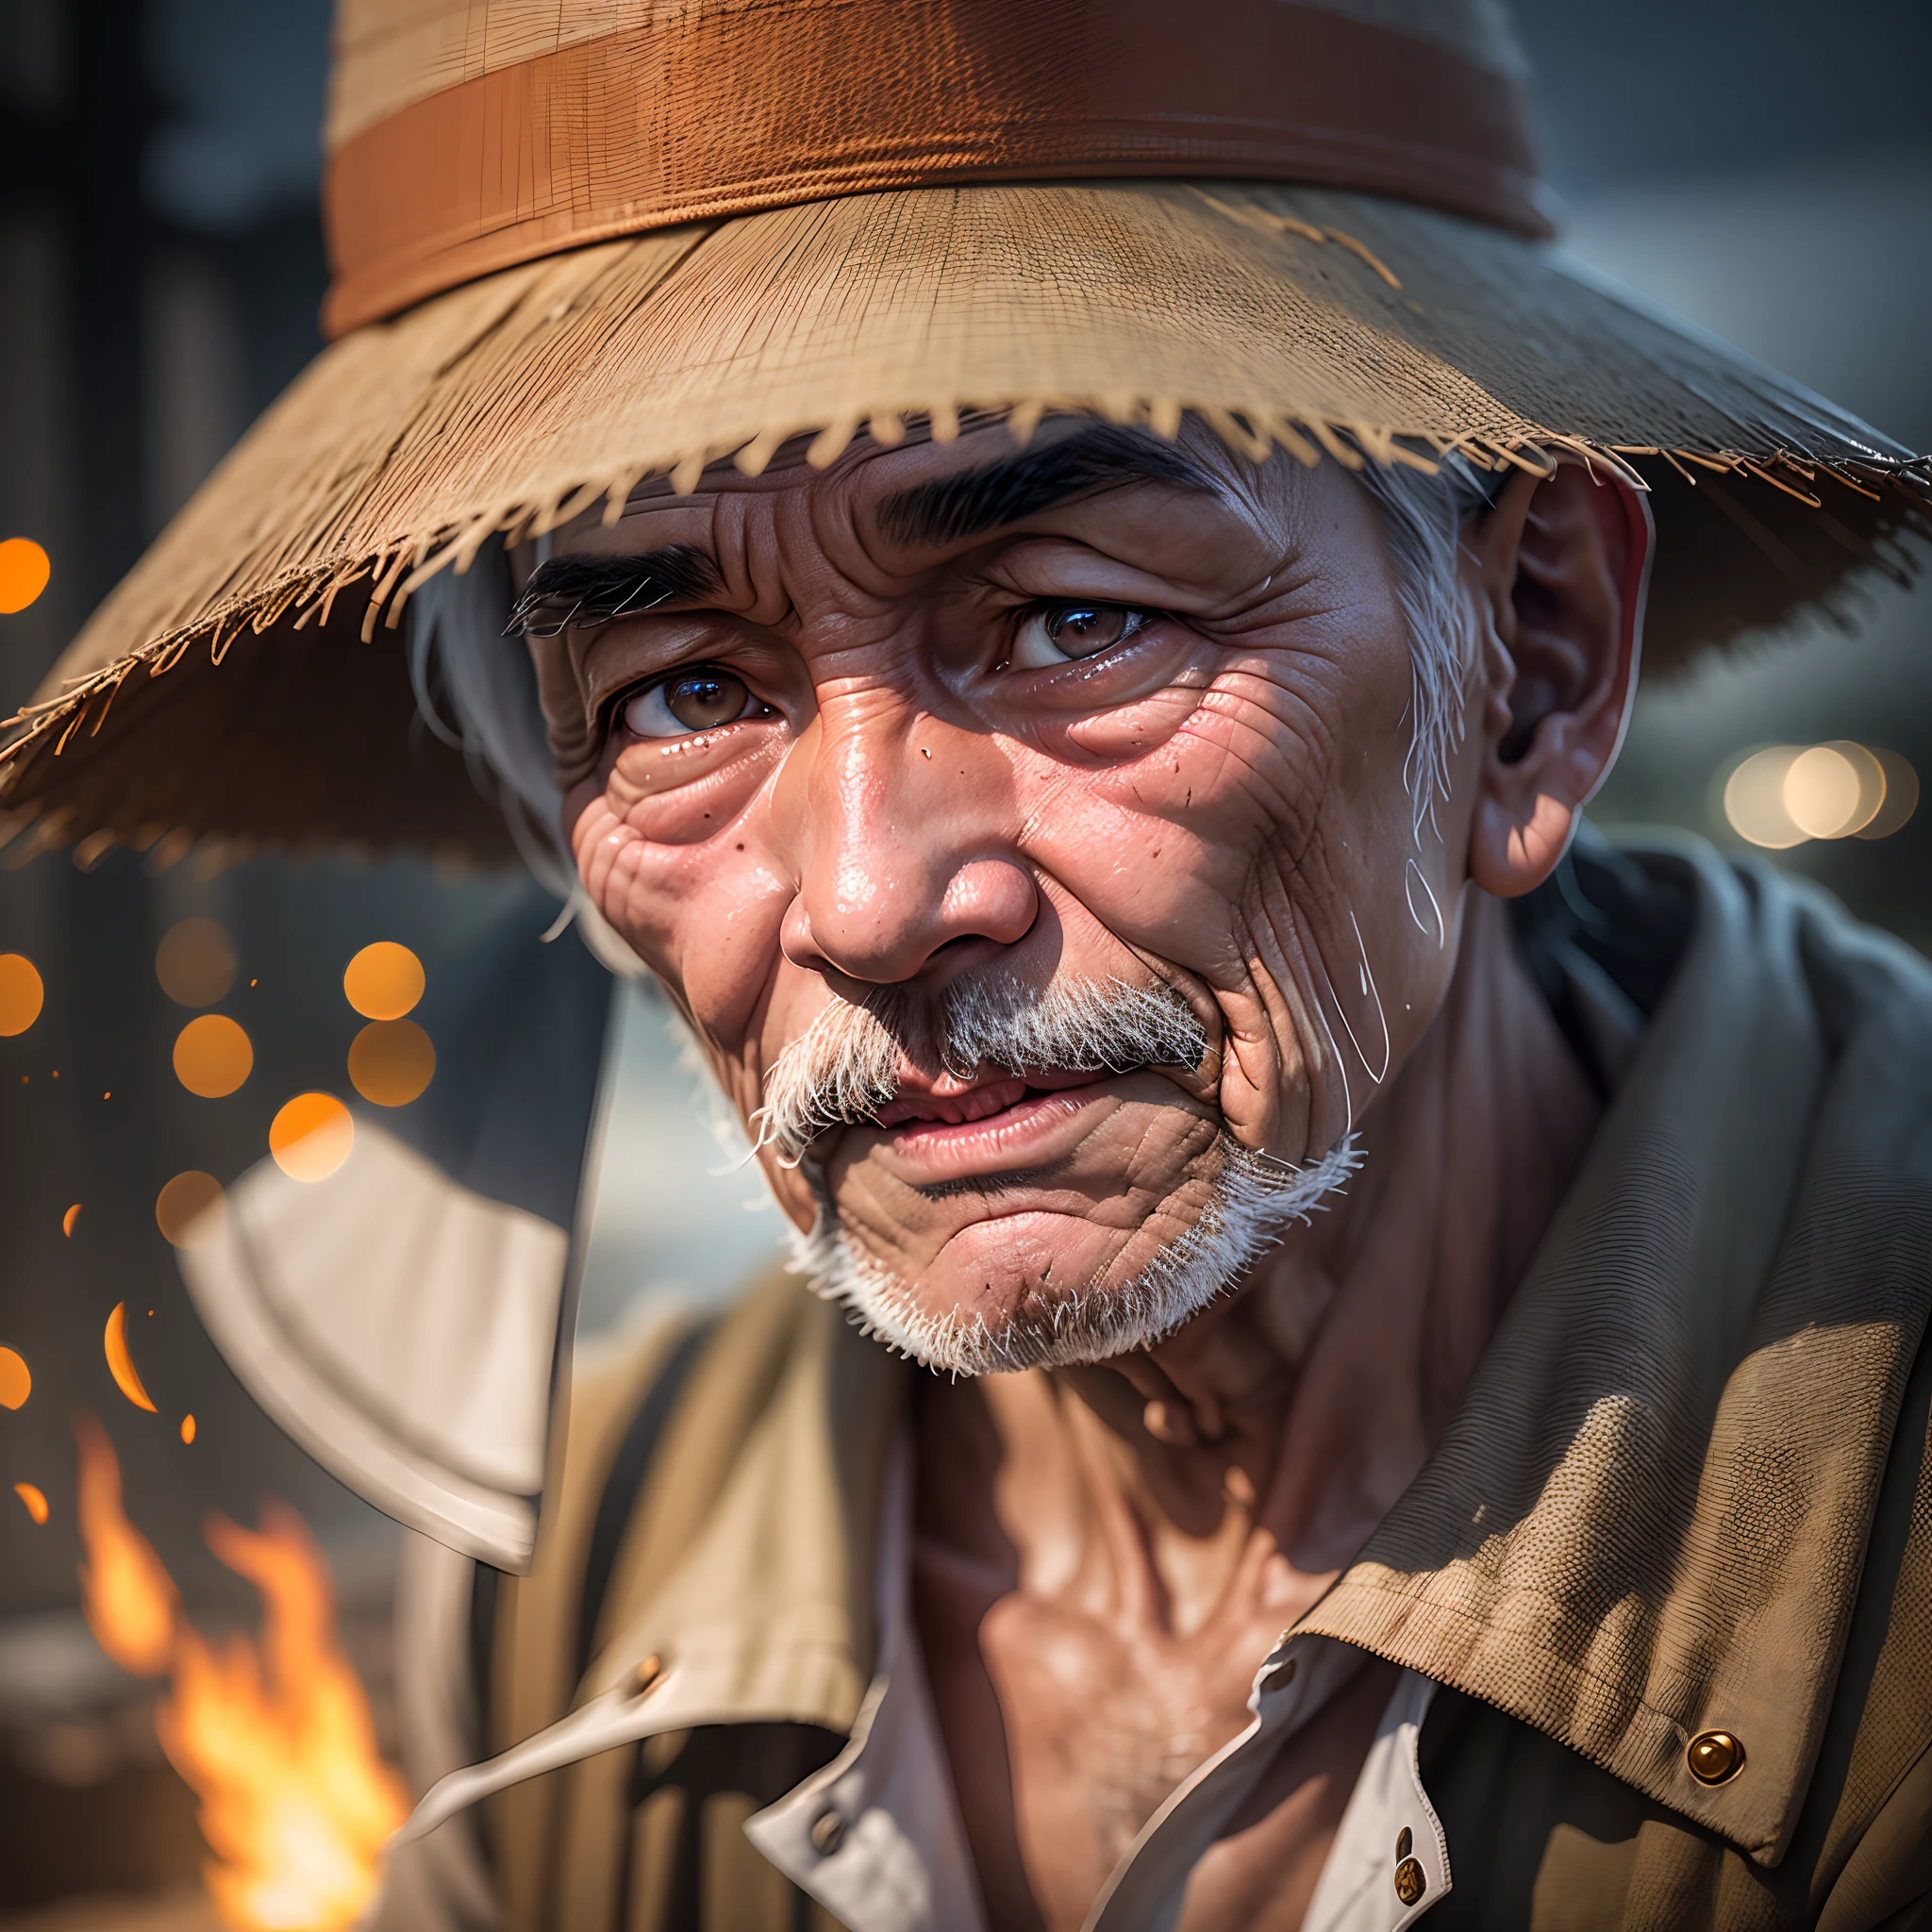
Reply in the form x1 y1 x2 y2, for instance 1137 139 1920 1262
745 1441 1453 1932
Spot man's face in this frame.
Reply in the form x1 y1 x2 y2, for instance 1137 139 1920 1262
531 422 1486 1369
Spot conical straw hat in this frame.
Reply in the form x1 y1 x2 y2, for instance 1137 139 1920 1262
2 0 1924 865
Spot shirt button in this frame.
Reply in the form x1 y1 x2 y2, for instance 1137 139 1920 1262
1687 1730 1744 1786
1393 1857 1427 1906
1395 1826 1412 1860
810 1807 847 1855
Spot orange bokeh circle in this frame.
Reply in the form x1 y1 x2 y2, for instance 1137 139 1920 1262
173 1014 253 1097
0 539 51 614
156 1171 226 1249
0 954 44 1037
156 918 237 1008
343 942 424 1020
347 1019 436 1107
270 1092 355 1182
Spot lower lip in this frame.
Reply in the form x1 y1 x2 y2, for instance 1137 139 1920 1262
874 1082 1114 1176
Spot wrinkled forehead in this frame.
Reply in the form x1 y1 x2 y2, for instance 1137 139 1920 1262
534 413 1313 579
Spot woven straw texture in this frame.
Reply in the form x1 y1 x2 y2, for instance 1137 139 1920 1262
1 179 1924 862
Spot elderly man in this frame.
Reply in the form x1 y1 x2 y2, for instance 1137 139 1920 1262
6 3 1930 1928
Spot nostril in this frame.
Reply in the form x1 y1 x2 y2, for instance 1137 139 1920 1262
778 899 824 972
938 858 1039 950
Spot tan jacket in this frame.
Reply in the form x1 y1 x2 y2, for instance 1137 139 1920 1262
427 841 1932 1930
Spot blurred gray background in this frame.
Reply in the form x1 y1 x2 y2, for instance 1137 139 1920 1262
0 0 1926 1914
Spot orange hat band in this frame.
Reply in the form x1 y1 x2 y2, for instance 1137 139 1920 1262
322 0 1547 338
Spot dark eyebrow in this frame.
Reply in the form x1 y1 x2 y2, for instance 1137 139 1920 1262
505 543 722 638
874 425 1223 552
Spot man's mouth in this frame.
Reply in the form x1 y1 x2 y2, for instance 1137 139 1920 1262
871 1067 1111 1128
857 1068 1122 1177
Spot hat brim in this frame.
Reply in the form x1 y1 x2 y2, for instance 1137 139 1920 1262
3 179 1924 865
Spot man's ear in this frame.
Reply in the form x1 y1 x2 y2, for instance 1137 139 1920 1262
1464 458 1651 896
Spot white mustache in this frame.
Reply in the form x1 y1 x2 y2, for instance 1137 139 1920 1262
755 975 1207 1165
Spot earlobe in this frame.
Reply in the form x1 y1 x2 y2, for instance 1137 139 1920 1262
1466 460 1650 898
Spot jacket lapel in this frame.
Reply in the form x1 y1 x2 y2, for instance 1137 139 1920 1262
1300 844 1932 1864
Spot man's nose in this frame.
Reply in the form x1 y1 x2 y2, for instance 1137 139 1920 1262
776 706 1037 986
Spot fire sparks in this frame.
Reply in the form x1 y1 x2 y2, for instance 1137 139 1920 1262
72 1417 408 1930
105 1300 159 1412
14 1481 48 1524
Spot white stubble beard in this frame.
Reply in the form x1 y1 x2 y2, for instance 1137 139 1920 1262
761 971 1361 1376
789 1130 1361 1376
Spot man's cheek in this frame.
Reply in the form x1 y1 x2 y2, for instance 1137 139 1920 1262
601 730 787 846
754 1149 821 1236
574 801 791 1039
1012 727 1299 968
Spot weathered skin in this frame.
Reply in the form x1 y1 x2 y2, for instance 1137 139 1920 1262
529 420 1647 1928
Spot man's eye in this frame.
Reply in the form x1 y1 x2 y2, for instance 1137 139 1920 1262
622 669 769 738
1007 603 1150 671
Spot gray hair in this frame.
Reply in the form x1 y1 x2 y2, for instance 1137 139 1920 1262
407 444 1494 889
1357 453 1496 838
408 540 575 897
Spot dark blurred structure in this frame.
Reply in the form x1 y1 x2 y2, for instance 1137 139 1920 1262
0 0 1927 1922
0 1 497 1917
1509 0 1932 947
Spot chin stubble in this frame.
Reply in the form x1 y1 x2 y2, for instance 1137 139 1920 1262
761 973 1361 1374
789 1132 1361 1375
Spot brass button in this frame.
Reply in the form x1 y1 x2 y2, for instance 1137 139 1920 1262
810 1807 846 1856
1393 1857 1427 1907
1394 1826 1412 1860
1687 1730 1744 1786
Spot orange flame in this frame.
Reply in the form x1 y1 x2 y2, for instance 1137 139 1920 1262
73 1418 408 1930
75 1412 179 1674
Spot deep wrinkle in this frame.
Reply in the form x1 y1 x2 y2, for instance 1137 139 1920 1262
874 425 1223 551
